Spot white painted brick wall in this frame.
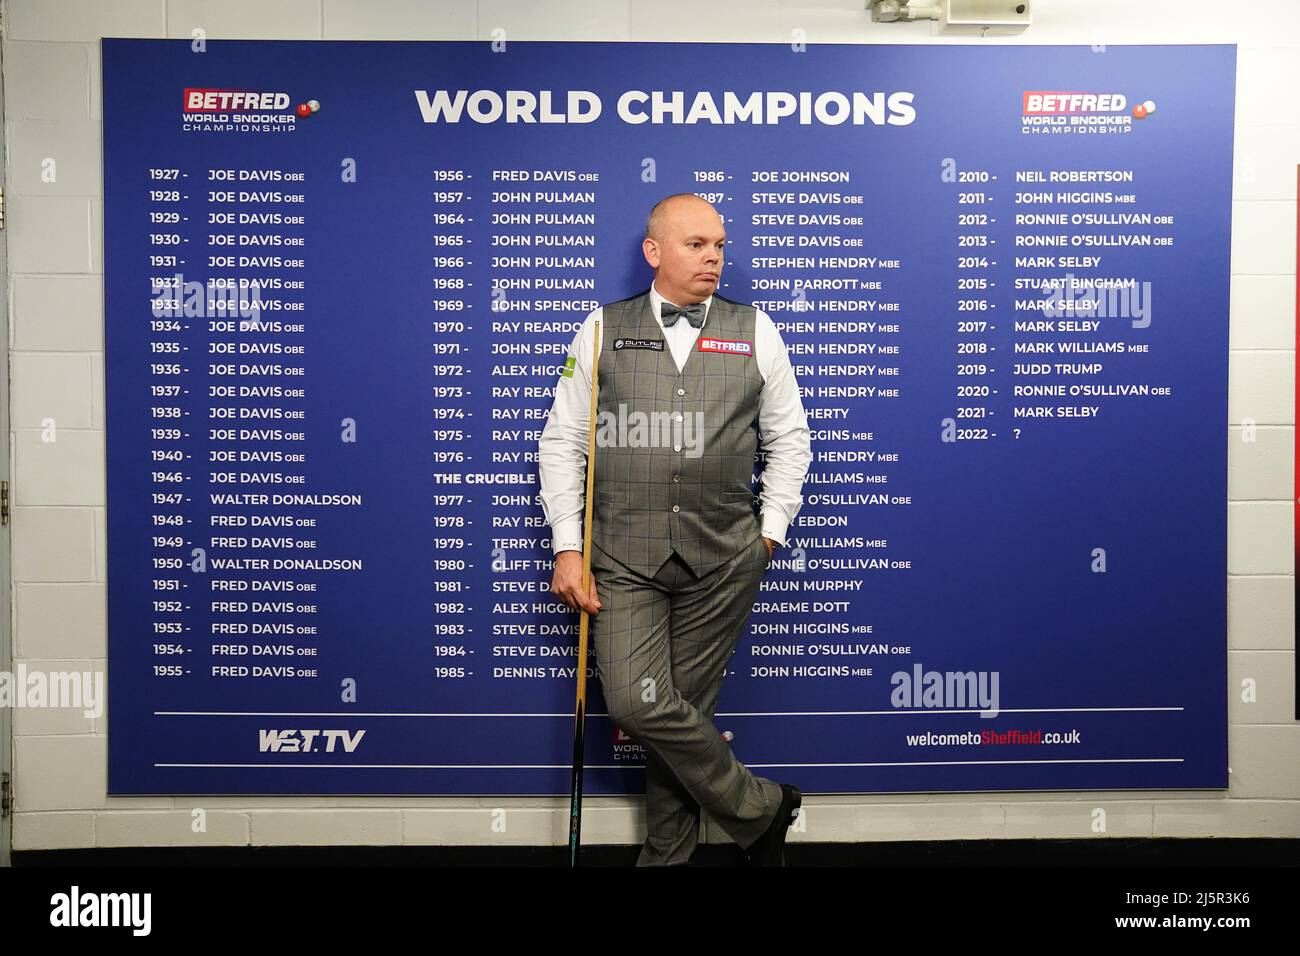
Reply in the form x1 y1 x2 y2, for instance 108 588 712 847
3 0 1295 852
96 809 250 847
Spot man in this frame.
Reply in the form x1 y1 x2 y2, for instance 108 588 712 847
538 193 812 866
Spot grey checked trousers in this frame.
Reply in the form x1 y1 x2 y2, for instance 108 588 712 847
589 533 784 866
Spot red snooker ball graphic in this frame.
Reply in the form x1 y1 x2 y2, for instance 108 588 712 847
296 103 312 117
1133 99 1156 119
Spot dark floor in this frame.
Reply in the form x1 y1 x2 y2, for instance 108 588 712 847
13 837 1297 867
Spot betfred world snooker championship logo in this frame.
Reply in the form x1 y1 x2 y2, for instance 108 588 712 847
180 88 319 133
1021 90 1156 135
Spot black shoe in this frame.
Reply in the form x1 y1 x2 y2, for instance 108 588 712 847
744 784 801 867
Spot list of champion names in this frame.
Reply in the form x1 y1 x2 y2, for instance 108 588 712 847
741 167 898 682
136 156 1176 693
474 166 599 680
147 164 342 685
726 162 1166 684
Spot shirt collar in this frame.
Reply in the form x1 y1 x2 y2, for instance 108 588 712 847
650 280 712 330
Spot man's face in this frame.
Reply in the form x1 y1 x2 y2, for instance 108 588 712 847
643 200 725 304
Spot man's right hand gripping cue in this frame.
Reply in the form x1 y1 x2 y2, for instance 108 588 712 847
551 550 602 616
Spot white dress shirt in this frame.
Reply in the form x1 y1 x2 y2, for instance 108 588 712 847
538 279 812 555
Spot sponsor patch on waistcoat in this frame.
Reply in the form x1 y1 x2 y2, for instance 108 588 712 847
697 337 754 356
613 337 665 351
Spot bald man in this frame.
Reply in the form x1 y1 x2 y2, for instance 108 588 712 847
539 193 812 866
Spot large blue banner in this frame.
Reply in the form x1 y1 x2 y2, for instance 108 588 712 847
104 39 1233 794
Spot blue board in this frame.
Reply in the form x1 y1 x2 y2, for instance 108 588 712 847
103 39 1233 794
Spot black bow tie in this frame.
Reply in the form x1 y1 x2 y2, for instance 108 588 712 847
660 302 706 329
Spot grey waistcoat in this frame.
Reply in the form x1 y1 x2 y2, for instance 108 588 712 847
591 288 764 576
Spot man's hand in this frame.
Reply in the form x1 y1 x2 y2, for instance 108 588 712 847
763 537 777 561
550 550 601 615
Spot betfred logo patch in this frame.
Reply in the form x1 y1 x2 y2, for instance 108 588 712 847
698 337 753 356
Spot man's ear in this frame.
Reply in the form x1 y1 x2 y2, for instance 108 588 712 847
642 237 660 269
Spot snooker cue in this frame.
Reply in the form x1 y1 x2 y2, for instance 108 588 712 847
568 317 600 867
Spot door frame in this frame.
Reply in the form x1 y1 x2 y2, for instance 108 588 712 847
0 32 15 868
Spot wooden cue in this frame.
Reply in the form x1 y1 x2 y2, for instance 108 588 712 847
567 317 600 867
